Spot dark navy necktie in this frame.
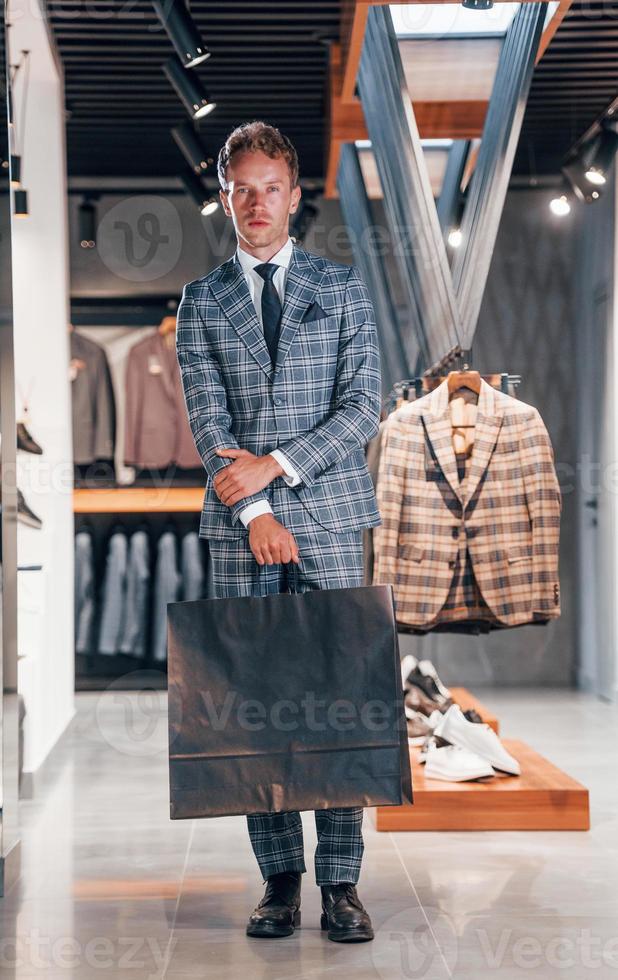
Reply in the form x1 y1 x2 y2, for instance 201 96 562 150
254 262 282 365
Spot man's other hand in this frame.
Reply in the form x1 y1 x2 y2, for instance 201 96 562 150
247 514 300 566
213 448 283 506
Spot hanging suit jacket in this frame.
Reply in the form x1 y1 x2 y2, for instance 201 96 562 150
176 242 382 540
373 378 562 629
124 331 202 470
70 331 116 464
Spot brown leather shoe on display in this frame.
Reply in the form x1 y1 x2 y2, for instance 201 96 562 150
246 871 302 938
320 883 374 942
404 684 445 717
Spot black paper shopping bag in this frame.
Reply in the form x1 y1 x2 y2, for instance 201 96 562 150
167 583 412 819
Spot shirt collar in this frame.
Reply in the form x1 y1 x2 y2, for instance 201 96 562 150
236 235 294 276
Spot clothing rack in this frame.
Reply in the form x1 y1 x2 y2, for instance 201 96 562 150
384 373 523 413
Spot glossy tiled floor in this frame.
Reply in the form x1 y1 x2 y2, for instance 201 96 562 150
2 689 617 979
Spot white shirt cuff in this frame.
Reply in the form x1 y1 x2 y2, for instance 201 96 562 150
239 500 273 527
270 450 301 487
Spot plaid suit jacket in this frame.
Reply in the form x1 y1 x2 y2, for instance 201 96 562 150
176 242 382 540
373 378 562 628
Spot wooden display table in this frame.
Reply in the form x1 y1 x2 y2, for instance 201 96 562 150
449 687 499 734
373 740 590 831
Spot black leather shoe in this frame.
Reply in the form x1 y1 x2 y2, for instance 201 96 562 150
17 488 43 529
320 883 374 942
246 871 302 938
17 422 43 455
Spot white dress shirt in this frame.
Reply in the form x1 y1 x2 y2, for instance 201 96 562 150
234 235 301 528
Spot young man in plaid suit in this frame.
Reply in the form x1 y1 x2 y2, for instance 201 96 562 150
176 121 382 943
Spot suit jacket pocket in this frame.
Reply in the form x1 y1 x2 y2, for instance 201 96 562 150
507 544 533 564
398 543 424 562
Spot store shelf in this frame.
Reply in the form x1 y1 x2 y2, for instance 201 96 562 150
373 739 590 831
73 486 204 513
450 687 499 734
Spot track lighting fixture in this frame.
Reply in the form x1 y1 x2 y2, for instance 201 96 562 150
152 0 210 69
171 123 213 176
461 0 494 9
10 154 21 187
562 158 600 204
164 56 216 120
584 127 618 187
79 198 97 248
13 188 28 216
180 171 219 216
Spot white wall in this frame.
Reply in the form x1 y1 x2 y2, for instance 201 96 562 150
10 0 75 771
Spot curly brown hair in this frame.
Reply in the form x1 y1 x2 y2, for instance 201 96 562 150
217 121 299 191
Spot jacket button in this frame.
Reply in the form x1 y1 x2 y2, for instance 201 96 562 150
273 395 285 406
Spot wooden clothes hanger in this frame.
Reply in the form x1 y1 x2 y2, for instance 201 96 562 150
158 315 177 349
446 367 481 396
158 315 177 336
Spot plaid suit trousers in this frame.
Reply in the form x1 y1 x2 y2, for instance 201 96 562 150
208 486 365 885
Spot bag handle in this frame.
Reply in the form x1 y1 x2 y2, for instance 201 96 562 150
251 560 299 597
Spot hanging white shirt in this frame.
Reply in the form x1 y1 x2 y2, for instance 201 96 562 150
235 235 301 528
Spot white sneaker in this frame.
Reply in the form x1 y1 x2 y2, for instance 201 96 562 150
400 654 418 689
427 709 443 731
418 659 452 701
424 741 495 782
434 704 521 776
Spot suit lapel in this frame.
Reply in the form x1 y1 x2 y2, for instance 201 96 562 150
460 379 504 507
422 380 463 502
275 244 327 373
208 244 327 379
209 255 274 379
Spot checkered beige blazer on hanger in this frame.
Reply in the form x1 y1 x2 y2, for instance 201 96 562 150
373 378 562 629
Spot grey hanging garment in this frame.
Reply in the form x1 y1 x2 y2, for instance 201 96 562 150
97 530 128 655
118 529 151 657
152 530 181 663
75 529 95 654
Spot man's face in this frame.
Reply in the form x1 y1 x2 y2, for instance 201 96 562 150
220 149 301 250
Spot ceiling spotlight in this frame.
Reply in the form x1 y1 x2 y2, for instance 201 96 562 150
562 158 602 205
79 198 97 247
13 188 29 217
180 171 219 216
585 167 605 186
171 123 213 176
584 127 618 187
10 154 21 187
447 227 463 248
549 193 571 217
164 56 216 120
461 0 494 9
152 0 210 69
